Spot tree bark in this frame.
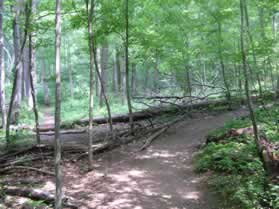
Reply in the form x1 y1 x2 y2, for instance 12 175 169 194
67 43 74 98
41 55 50 105
112 50 117 93
13 0 23 114
131 63 137 96
243 1 262 97
54 0 63 207
86 0 95 171
28 0 40 144
0 0 6 130
99 39 109 107
6 1 30 144
125 0 134 133
240 0 259 146
12 1 23 115
116 48 122 93
217 21 231 109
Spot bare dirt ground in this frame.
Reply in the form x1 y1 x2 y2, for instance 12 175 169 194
58 108 248 209
1 107 248 209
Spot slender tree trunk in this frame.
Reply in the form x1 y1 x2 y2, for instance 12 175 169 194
86 0 94 170
112 51 117 93
13 1 23 116
243 1 262 97
99 39 108 107
131 63 136 96
0 0 6 130
28 0 40 144
41 56 50 106
96 48 101 99
125 0 134 133
217 22 231 108
6 1 30 144
240 0 259 145
23 46 31 103
186 66 192 101
116 48 122 93
153 56 160 93
67 44 74 98
54 0 62 207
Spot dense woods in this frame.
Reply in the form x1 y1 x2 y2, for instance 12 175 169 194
0 0 278 208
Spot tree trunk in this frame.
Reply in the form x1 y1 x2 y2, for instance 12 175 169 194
131 63 137 96
96 47 101 99
217 22 231 109
116 48 122 93
13 1 23 114
153 56 160 93
86 0 95 170
0 0 6 130
6 1 30 144
240 0 259 146
125 0 134 133
112 50 117 93
41 56 50 106
67 44 74 98
186 66 192 103
54 0 63 207
99 39 108 107
23 46 31 103
243 1 262 98
87 0 115 157
29 0 40 144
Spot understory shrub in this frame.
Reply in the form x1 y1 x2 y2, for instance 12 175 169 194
195 105 279 209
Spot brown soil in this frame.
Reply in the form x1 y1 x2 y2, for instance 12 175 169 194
62 108 247 209
2 107 248 209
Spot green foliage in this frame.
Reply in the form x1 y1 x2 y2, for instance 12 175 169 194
195 139 266 208
264 181 279 209
207 118 250 140
195 141 263 174
195 105 279 209
24 200 48 208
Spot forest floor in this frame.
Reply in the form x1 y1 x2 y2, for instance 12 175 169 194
50 107 248 208
1 106 249 209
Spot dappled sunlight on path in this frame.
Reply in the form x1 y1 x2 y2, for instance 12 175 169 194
59 108 248 209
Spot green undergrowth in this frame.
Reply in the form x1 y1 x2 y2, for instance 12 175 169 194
195 103 279 209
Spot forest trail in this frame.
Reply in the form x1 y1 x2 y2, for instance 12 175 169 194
60 108 248 209
40 107 54 130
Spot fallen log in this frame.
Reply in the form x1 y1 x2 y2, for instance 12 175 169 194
1 187 78 209
0 166 55 176
40 129 87 136
38 99 231 132
0 178 44 186
139 127 168 151
139 116 184 151
206 126 254 144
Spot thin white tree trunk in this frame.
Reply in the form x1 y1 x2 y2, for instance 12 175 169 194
54 0 62 207
0 0 6 130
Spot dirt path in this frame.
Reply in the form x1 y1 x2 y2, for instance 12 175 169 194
59 108 248 209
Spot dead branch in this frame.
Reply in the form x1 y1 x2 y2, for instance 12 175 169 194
40 129 87 136
139 116 184 151
139 127 168 151
0 178 44 186
0 166 55 176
